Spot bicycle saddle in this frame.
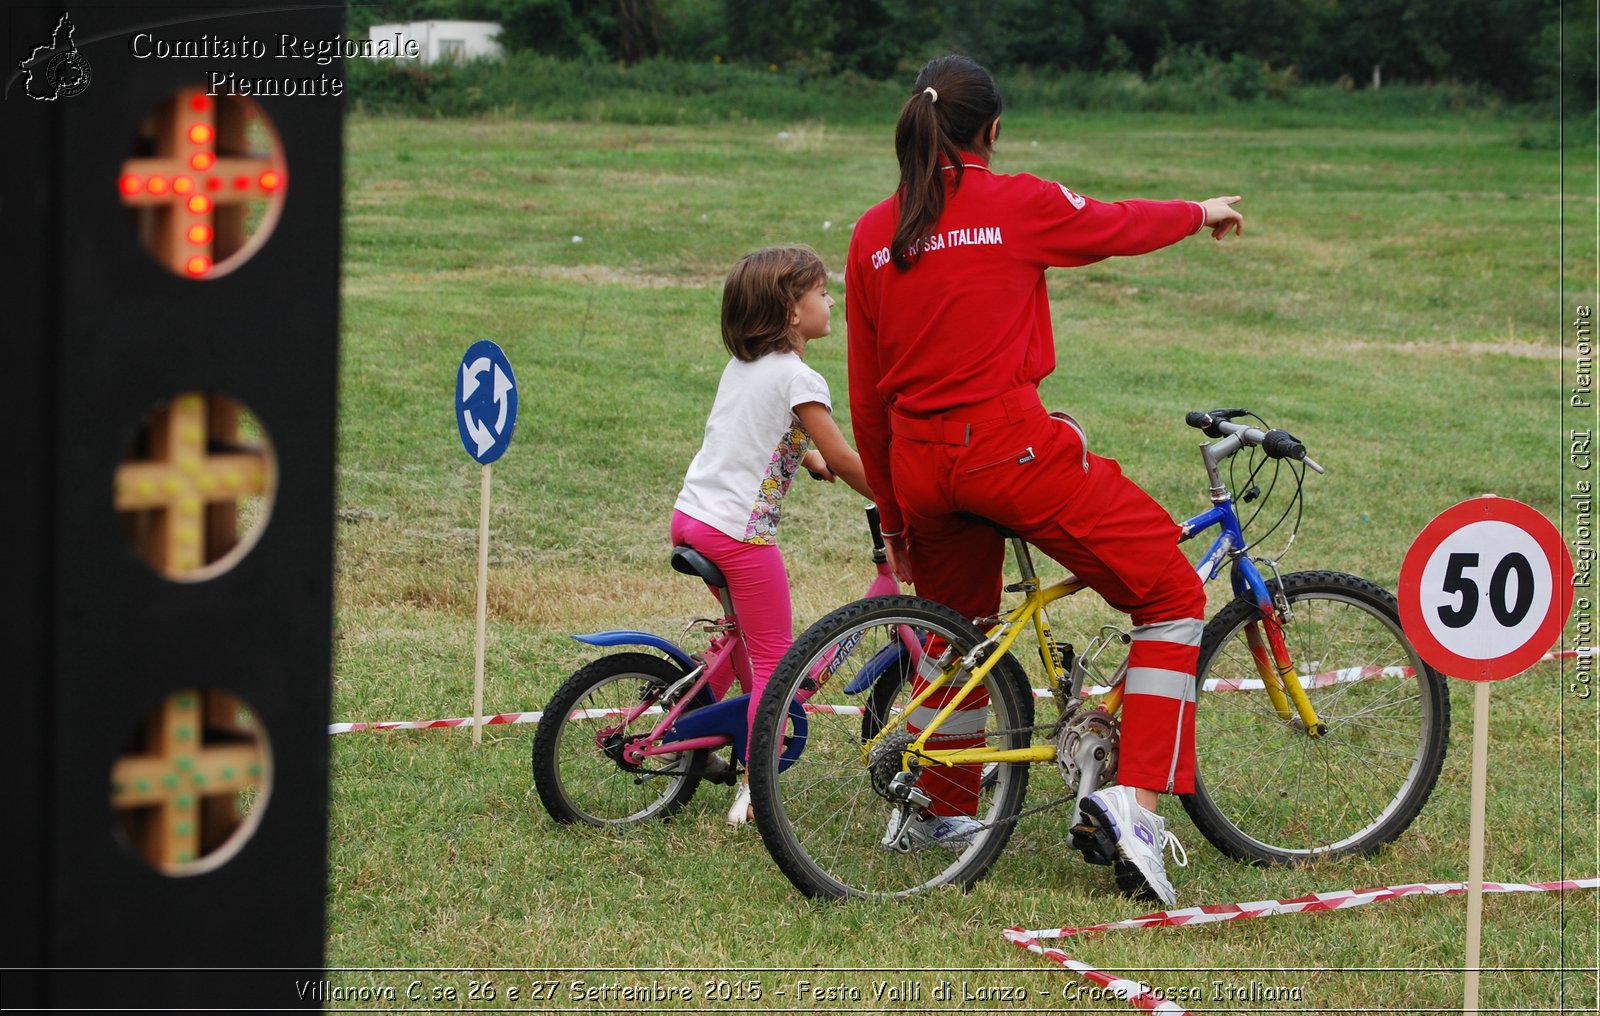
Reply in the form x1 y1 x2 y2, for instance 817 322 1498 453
670 545 728 589
954 511 1021 540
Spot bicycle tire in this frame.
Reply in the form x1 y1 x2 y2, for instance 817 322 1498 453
1181 571 1450 864
748 595 1033 900
531 653 708 826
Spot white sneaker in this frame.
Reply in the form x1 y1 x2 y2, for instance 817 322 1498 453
726 783 752 826
1078 785 1188 906
880 810 984 853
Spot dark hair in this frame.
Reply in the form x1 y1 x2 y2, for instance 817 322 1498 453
720 245 828 361
891 55 1003 271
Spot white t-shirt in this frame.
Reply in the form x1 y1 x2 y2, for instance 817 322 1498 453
675 351 832 544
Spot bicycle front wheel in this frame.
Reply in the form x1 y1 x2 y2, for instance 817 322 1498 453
531 653 707 826
748 595 1033 900
1183 571 1450 864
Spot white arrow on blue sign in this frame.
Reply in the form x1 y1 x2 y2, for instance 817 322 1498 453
455 340 519 464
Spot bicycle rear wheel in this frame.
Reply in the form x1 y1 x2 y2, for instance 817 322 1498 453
748 595 1033 900
1182 571 1449 863
531 653 708 826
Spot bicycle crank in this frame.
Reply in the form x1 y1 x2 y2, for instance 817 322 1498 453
1056 707 1119 804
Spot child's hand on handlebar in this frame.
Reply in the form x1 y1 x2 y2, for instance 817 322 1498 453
801 450 835 482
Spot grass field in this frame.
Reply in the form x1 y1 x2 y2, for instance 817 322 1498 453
325 103 1597 1013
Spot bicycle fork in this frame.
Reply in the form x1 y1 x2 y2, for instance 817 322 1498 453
1245 608 1328 737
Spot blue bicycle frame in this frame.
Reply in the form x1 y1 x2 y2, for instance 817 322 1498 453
1176 412 1319 611
1179 499 1275 608
1172 414 1329 733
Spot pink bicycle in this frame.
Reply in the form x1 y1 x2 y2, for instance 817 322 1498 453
532 505 905 826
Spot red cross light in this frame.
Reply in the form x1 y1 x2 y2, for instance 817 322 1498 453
118 85 286 279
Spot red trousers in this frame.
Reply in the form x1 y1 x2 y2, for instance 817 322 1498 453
889 388 1206 810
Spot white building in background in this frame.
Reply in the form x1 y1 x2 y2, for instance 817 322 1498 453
369 21 504 64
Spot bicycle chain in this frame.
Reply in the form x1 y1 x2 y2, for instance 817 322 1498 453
886 715 1082 853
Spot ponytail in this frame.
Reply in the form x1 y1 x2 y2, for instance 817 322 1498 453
890 55 1002 271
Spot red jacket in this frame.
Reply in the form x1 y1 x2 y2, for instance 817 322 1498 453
845 152 1204 534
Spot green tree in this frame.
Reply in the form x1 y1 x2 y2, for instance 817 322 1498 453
993 0 1091 68
656 0 727 59
1204 0 1331 66
1531 0 1598 105
723 0 932 75
493 0 661 61
1092 0 1206 72
1303 0 1558 98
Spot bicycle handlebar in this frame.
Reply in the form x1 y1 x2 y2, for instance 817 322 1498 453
1262 428 1306 462
1185 408 1246 438
1186 409 1325 474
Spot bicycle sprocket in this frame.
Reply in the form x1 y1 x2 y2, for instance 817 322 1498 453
1055 706 1119 793
868 730 919 801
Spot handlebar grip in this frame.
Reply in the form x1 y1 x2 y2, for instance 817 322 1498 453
865 504 887 563
1262 429 1307 461
1186 408 1248 439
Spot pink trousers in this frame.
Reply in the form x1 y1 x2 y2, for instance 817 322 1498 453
670 511 793 761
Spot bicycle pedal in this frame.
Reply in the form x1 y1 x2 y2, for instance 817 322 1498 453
1070 821 1115 866
699 756 738 785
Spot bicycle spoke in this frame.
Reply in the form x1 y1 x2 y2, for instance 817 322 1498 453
531 654 706 827
748 598 1033 899
1185 575 1448 863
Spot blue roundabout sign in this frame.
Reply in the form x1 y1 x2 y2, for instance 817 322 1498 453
455 340 519 464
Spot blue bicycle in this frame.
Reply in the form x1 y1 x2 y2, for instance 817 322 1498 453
747 409 1451 900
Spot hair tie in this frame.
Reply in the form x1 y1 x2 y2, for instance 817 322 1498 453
923 86 938 103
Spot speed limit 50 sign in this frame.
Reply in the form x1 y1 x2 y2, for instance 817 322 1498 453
1399 496 1576 680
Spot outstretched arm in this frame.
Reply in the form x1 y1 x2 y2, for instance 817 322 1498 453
1025 180 1243 265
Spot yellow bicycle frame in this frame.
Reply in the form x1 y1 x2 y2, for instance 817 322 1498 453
865 537 1328 776
865 541 1091 771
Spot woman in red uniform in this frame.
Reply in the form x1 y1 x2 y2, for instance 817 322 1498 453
845 54 1244 904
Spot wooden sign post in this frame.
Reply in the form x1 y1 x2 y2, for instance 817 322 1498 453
454 341 519 744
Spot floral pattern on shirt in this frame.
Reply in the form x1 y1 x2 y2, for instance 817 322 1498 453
742 418 811 543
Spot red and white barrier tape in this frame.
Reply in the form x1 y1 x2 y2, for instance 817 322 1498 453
329 648 1591 734
1005 877 1599 1015
329 711 548 734
326 700 880 734
1084 646 1594 698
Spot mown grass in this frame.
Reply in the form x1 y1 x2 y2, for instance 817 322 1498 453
326 105 1597 1013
